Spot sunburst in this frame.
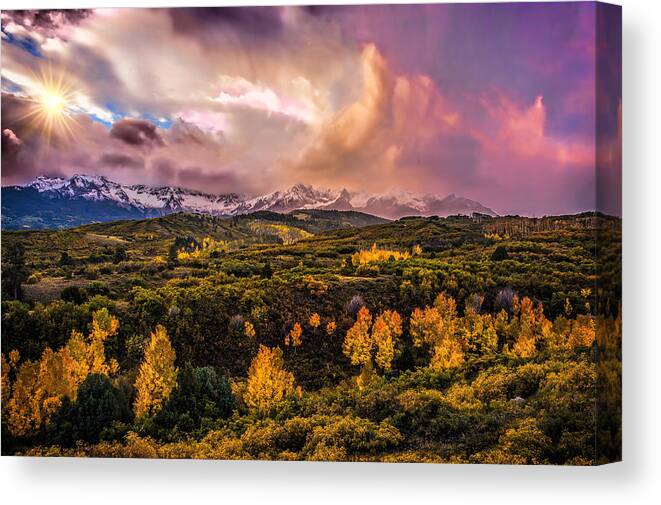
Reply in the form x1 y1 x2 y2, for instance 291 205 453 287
17 65 80 144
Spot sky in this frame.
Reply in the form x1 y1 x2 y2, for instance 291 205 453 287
0 3 621 216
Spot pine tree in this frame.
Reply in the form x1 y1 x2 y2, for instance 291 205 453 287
133 325 178 418
2 242 29 300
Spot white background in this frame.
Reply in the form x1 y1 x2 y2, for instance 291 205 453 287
0 0 659 503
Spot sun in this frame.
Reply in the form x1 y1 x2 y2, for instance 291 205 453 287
18 65 80 144
40 90 67 116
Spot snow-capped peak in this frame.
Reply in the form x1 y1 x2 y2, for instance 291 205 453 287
17 174 497 219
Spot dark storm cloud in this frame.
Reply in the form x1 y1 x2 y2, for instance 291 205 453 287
168 7 284 41
1 9 91 38
99 152 144 170
1 94 39 179
110 119 165 148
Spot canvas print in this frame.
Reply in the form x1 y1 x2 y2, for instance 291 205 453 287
0 3 621 464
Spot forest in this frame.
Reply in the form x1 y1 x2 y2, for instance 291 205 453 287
1 210 621 464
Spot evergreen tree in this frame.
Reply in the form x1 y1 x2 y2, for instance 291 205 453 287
2 242 29 300
154 365 233 433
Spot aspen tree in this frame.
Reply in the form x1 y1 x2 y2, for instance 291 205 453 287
134 325 178 418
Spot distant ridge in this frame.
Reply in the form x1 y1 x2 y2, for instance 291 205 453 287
1 174 497 229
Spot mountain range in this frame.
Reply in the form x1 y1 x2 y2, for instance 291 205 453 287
1 174 497 230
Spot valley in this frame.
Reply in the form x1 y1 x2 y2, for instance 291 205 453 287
1 209 621 463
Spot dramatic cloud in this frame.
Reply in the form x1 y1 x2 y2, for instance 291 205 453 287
110 119 165 149
2 128 22 156
1 9 91 40
99 152 144 170
0 4 621 215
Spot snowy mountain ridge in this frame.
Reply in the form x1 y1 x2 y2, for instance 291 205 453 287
11 174 497 220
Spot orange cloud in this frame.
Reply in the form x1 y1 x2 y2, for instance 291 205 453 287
289 44 465 193
477 92 593 168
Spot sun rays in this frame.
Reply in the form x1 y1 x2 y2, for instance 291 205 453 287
16 65 80 144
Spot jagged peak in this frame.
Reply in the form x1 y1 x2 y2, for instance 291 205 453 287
16 174 497 219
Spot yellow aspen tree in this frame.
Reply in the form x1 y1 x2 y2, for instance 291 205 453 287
372 310 403 371
410 293 465 371
133 325 178 418
63 309 119 395
568 316 596 349
34 347 74 423
546 316 572 353
325 320 337 335
410 307 438 347
244 321 256 339
430 339 464 371
434 292 458 337
342 306 372 366
460 309 498 355
244 345 298 413
1 350 19 412
7 359 40 437
63 330 94 392
511 297 546 358
309 313 321 329
285 322 303 347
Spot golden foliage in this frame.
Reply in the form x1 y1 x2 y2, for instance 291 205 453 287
501 296 547 358
64 308 120 393
244 345 298 413
343 307 373 367
343 307 403 373
5 309 120 437
458 309 498 355
6 359 40 437
309 312 321 329
568 316 596 349
1 350 19 411
243 321 256 339
430 338 464 371
248 222 312 245
351 243 411 266
410 293 464 371
372 310 403 371
301 275 329 295
133 325 178 418
284 322 303 347
325 320 337 335
177 237 230 260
